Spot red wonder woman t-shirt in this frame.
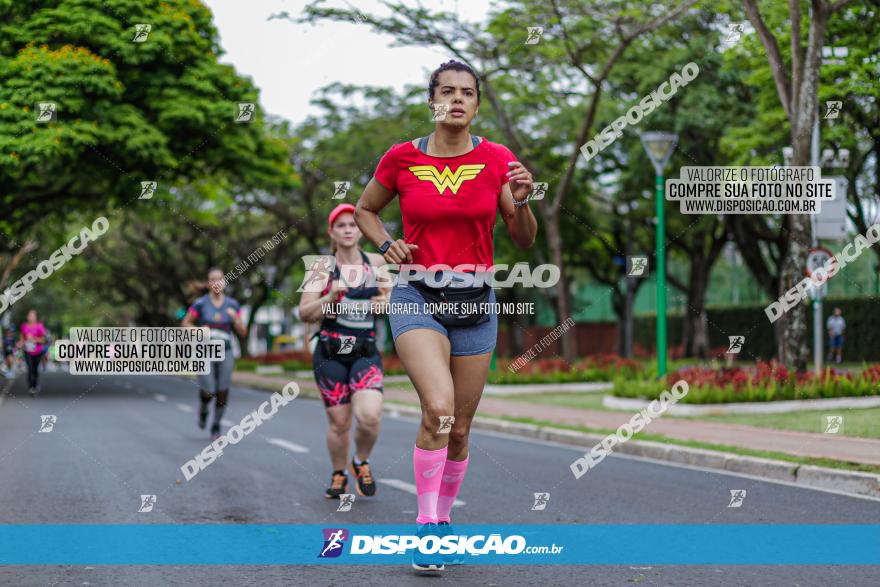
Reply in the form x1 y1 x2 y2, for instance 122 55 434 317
373 138 515 268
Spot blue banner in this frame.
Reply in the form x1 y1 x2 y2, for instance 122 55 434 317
1 524 878 565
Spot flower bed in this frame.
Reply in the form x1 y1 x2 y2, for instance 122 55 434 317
489 355 642 384
241 352 642 381
612 361 880 404
239 353 408 375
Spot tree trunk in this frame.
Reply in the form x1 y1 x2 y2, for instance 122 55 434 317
615 291 625 357
742 0 837 372
508 287 525 357
693 309 709 357
683 253 711 358
777 222 811 370
778 6 827 372
546 210 575 363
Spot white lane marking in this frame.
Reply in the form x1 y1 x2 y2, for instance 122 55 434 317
265 437 310 454
154 394 167 402
177 404 193 413
221 419 235 427
379 479 465 507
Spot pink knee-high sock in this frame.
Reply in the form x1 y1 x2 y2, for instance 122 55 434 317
436 456 469 523
413 445 448 524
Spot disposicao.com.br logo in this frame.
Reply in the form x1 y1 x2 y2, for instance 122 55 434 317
319 527 563 558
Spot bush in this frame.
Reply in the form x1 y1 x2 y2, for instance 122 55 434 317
236 358 309 372
490 354 642 384
634 296 880 361
612 361 880 404
258 350 312 364
243 351 644 382
241 353 407 375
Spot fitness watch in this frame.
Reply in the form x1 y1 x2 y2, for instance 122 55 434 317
378 239 394 254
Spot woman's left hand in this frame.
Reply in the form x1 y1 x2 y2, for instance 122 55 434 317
507 161 533 203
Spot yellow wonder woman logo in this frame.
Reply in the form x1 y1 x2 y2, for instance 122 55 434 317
408 164 486 195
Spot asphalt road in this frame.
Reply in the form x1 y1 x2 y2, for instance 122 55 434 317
0 370 878 586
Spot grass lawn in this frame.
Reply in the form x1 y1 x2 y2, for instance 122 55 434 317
689 408 880 439
504 392 610 412
498 392 880 439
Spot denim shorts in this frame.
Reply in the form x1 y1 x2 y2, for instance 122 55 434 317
388 282 498 356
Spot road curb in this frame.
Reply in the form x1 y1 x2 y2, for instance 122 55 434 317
236 376 880 500
384 403 880 499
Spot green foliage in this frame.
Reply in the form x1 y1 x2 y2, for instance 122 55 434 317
613 363 880 404
490 355 642 384
0 0 295 246
613 372 880 404
635 295 880 361
236 359 312 372
488 367 617 385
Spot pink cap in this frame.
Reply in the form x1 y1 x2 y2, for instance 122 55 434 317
328 203 356 229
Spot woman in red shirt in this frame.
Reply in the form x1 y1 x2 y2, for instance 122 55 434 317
354 60 537 573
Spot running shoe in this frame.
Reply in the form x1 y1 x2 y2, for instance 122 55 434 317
324 470 348 499
437 521 465 565
412 523 444 574
349 458 376 496
210 423 221 441
28 387 36 397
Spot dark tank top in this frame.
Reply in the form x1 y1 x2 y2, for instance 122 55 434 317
319 250 380 338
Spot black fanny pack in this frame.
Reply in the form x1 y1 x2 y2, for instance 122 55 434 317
411 281 492 327
319 332 377 357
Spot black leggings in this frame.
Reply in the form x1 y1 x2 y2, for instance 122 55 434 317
25 352 44 388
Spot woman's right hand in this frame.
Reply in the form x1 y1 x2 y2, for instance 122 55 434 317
383 239 419 264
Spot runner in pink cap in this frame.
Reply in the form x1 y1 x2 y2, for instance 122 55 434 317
299 201 392 500
328 203 357 230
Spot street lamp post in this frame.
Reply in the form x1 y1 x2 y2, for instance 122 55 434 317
617 201 635 358
641 132 678 378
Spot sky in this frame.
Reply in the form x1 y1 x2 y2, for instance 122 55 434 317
203 0 496 125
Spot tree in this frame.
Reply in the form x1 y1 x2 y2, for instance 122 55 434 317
742 0 858 370
820 2 880 269
570 6 755 358
0 0 294 252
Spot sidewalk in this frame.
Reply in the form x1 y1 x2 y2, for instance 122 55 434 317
232 372 880 467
